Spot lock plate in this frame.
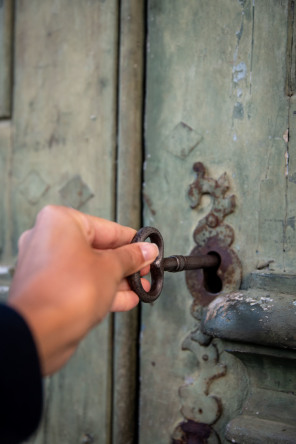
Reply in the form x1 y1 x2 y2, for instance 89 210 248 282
186 162 242 309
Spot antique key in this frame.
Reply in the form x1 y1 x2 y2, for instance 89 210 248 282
128 227 220 303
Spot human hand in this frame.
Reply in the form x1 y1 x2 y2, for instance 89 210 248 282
8 205 158 376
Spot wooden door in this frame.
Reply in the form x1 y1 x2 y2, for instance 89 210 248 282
140 1 296 443
1 1 144 442
2 1 296 443
1 1 119 442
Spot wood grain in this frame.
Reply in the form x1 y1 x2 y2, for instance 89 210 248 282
11 1 119 442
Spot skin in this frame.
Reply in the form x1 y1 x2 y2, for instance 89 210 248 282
8 205 158 376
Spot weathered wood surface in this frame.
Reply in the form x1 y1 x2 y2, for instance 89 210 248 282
113 1 144 443
0 120 13 311
10 1 118 442
0 122 12 262
0 0 13 118
140 1 290 442
225 343 296 444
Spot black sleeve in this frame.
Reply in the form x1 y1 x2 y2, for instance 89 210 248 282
0 304 43 444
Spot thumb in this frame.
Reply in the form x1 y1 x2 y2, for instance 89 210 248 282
112 242 159 278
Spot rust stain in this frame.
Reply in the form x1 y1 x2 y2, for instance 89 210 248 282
143 192 156 215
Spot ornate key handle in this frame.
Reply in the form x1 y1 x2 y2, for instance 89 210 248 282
127 227 164 303
128 226 219 303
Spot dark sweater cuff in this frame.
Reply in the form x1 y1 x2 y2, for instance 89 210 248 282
0 304 43 444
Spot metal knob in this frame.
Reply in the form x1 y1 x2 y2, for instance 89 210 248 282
127 227 219 303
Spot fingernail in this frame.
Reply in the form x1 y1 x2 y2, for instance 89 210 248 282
140 242 159 262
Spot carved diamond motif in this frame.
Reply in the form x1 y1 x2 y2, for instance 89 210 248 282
20 170 49 204
165 122 203 159
59 175 94 209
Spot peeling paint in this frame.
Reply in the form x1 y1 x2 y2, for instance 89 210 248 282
205 291 275 323
232 62 247 83
285 150 289 176
283 129 289 143
233 102 244 120
184 376 195 386
205 294 241 322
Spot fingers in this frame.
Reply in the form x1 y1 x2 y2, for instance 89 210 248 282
140 264 150 277
110 278 150 312
33 205 137 250
110 291 139 312
69 208 137 249
117 276 150 291
110 242 159 278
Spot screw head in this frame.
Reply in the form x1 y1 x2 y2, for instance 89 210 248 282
206 213 219 228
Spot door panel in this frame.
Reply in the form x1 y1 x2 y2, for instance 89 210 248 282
0 0 13 118
2 1 118 442
2 1 295 443
140 1 293 442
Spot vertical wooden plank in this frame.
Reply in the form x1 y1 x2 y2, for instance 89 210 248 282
0 121 12 264
140 1 289 442
0 0 13 117
285 96 296 271
11 1 118 442
255 0 289 274
113 1 144 443
284 3 296 273
0 122 14 316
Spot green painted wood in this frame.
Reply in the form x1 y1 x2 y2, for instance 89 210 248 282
0 0 13 118
225 343 296 443
285 94 296 272
10 1 119 442
0 120 14 305
113 2 144 443
141 1 292 442
0 122 12 261
245 270 296 294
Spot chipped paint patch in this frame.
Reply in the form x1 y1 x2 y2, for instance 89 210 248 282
285 150 289 176
205 291 274 322
232 62 247 83
184 376 195 386
205 293 243 322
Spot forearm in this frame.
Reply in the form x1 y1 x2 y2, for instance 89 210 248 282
0 304 43 444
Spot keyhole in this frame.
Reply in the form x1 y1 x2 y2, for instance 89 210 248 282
203 252 222 294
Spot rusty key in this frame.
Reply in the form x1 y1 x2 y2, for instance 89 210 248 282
128 227 219 303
